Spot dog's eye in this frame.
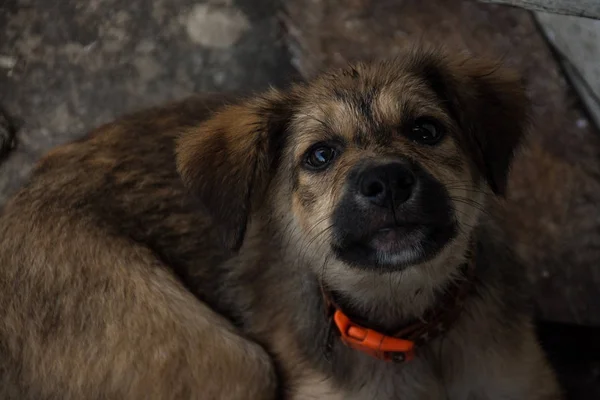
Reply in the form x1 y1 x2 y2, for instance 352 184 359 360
304 145 337 170
408 118 445 145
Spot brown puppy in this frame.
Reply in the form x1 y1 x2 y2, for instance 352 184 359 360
0 47 561 399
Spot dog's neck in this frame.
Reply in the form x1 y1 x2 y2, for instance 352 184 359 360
237 216 478 351
316 237 474 332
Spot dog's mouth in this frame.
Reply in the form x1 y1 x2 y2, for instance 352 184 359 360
329 159 458 272
332 221 456 272
370 225 422 252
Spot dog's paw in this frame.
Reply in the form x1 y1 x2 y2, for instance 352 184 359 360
0 110 16 160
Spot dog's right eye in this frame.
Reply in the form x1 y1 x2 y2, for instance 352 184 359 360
304 145 337 171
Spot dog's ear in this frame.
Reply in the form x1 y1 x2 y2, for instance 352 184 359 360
176 90 295 251
415 50 529 196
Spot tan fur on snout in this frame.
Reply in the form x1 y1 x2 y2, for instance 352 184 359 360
0 47 561 399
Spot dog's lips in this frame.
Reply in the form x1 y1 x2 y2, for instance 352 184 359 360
368 225 423 253
332 221 456 271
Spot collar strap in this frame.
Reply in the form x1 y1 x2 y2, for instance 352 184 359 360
332 308 416 362
323 254 477 363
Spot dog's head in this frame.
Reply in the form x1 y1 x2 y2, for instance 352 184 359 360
177 48 527 302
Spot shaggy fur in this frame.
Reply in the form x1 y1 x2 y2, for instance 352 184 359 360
0 48 561 399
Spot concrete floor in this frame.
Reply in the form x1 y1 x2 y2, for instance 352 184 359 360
0 0 297 204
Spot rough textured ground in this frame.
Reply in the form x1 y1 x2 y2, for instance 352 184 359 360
536 13 600 129
0 0 297 204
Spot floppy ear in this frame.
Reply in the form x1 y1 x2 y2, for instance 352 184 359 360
415 50 529 196
176 90 295 251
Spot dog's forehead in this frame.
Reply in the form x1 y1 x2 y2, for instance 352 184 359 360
291 64 448 150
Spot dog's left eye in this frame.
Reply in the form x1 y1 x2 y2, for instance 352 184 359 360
408 118 445 145
304 145 337 170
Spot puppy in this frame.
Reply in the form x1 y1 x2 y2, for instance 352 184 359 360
0 47 561 399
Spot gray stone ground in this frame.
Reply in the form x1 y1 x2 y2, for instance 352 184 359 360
1 0 599 397
0 0 296 204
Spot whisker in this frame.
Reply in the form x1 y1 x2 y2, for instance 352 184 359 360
296 223 335 270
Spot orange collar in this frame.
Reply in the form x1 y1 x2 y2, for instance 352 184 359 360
322 257 476 363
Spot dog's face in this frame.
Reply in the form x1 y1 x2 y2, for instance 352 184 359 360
177 49 527 288
287 67 474 271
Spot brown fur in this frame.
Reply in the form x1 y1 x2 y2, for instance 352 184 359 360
0 48 561 399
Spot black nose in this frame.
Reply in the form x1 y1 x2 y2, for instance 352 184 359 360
358 162 416 207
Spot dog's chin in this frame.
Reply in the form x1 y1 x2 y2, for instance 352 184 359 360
332 223 457 273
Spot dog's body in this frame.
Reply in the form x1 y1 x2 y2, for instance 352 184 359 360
0 49 561 399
